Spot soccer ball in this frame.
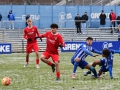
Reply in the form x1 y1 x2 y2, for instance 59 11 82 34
2 77 11 86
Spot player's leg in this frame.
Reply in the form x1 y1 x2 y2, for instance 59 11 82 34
51 54 60 81
98 70 102 76
24 44 32 67
84 64 98 77
24 52 30 67
33 43 40 68
72 58 81 78
40 52 55 72
84 59 101 76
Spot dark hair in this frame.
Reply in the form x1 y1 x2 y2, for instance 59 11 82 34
102 49 110 57
50 23 58 29
102 10 104 12
86 37 93 41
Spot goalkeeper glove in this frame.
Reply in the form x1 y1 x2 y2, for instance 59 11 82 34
59 44 62 48
34 37 42 42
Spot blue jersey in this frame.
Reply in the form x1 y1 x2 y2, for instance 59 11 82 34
100 50 120 78
72 43 101 60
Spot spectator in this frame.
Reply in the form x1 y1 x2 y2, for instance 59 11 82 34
8 10 15 29
26 14 30 27
117 13 120 26
81 12 88 34
0 12 2 29
109 10 116 33
74 14 81 34
99 10 106 27
118 24 120 41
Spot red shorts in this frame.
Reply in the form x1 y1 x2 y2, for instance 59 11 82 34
42 52 59 62
26 43 39 53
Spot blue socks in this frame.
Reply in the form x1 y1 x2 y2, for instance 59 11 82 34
73 62 79 74
90 66 98 77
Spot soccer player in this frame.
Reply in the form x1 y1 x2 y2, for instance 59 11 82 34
84 49 120 79
71 37 101 78
23 19 41 68
39 23 65 81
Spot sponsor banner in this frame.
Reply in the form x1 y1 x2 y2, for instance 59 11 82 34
61 41 120 52
0 43 12 54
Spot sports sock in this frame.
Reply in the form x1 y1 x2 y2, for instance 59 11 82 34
26 59 29 63
73 62 79 74
90 66 97 77
36 59 39 64
47 61 53 66
56 72 60 78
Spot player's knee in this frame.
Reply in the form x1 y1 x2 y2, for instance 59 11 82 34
54 62 59 66
74 58 80 62
40 55 45 61
93 60 98 65
35 52 39 57
71 59 74 65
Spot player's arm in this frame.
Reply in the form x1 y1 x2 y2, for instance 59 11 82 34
92 48 102 54
59 35 65 48
82 45 94 57
34 27 42 41
23 29 32 42
38 32 47 38
112 50 120 54
23 29 28 40
108 65 113 79
36 27 41 37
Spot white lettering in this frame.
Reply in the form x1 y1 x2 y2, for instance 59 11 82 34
0 45 10 52
62 44 81 50
5 45 10 52
91 13 110 19
22 15 40 20
0 45 5 52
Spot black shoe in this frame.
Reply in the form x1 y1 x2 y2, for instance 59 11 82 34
51 64 55 73
84 71 91 76
56 78 61 81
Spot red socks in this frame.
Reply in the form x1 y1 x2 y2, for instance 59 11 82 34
47 61 53 66
56 72 60 78
26 59 29 63
36 59 39 64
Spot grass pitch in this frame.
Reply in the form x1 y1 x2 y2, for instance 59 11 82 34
0 52 120 90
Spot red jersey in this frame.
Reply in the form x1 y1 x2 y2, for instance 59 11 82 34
24 26 40 44
41 31 65 54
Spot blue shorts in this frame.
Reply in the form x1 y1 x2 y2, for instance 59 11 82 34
71 57 88 69
78 60 88 69
71 57 74 65
100 59 108 72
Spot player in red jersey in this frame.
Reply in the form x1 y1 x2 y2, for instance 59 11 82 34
23 19 41 68
39 23 65 81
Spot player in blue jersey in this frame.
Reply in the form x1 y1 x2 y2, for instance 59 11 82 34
84 49 120 79
71 37 102 78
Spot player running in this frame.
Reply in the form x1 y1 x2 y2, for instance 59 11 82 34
23 19 41 68
71 37 101 78
84 49 120 79
39 23 65 81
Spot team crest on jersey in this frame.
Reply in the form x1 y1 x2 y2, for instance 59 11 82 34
32 29 34 31
55 37 57 40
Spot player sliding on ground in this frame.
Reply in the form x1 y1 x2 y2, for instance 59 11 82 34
39 23 65 81
23 19 41 68
71 37 102 78
84 49 120 79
